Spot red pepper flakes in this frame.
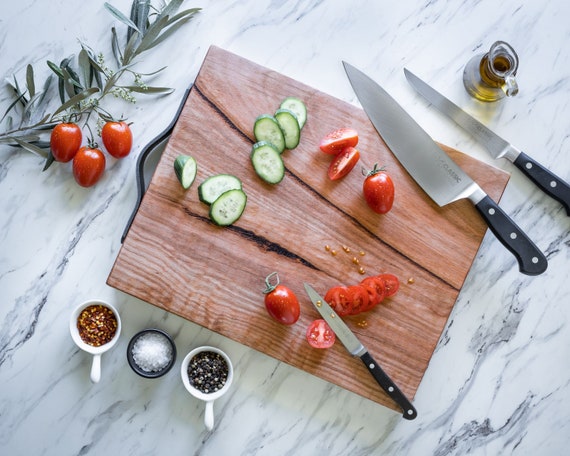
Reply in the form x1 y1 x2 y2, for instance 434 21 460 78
77 304 117 347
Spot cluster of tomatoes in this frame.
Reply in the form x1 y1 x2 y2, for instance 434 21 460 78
319 127 395 214
262 272 400 349
49 121 133 187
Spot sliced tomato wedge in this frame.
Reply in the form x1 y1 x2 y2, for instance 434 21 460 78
346 285 369 315
306 319 336 349
359 277 384 310
377 273 399 297
319 128 358 155
328 146 360 180
324 286 352 316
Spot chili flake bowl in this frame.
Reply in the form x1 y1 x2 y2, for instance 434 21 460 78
127 328 177 378
69 299 121 384
181 346 234 431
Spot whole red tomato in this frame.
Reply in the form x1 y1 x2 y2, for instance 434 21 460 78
363 164 394 214
263 273 300 325
50 123 82 162
101 121 133 158
73 146 106 187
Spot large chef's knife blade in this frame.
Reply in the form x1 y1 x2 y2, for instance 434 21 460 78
343 62 547 276
303 283 417 420
404 68 570 215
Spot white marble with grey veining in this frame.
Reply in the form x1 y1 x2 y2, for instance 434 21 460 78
1 0 569 455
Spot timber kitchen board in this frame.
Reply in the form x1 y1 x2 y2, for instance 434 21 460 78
108 46 510 413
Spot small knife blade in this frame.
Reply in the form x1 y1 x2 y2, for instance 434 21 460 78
404 68 570 215
343 61 547 276
303 283 417 420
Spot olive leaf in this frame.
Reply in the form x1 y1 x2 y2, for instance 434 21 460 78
52 87 99 117
104 2 140 33
119 85 174 94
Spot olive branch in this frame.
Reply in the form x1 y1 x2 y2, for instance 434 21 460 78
0 0 200 169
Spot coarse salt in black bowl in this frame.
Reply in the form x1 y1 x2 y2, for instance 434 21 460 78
127 328 176 378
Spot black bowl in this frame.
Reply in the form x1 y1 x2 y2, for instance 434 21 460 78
127 328 177 378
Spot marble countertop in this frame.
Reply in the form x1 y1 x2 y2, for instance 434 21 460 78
2 0 569 454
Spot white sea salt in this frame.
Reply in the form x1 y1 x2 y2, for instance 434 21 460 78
132 332 173 372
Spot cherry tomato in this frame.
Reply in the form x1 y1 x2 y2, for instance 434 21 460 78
377 273 399 297
101 121 133 158
328 146 360 180
50 123 82 162
72 146 106 187
306 319 336 349
363 164 394 214
324 286 352 316
319 128 358 155
262 273 300 325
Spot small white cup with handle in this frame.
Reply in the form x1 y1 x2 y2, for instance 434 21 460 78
181 346 233 431
69 299 121 383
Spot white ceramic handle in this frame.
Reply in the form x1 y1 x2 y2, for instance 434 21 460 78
90 354 101 383
204 400 214 431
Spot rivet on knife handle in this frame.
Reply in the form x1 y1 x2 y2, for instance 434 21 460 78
475 195 548 275
513 151 570 216
360 352 417 420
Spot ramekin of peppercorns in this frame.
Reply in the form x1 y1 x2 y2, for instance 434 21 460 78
69 299 122 383
180 346 234 431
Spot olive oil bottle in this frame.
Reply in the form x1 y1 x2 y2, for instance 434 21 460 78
463 41 519 102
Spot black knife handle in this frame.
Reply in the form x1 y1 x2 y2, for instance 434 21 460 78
475 195 547 275
360 352 417 420
513 151 570 216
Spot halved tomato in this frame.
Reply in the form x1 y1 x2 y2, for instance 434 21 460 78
328 146 360 180
319 128 358 155
306 319 336 349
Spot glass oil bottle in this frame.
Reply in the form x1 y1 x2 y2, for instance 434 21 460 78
463 41 519 102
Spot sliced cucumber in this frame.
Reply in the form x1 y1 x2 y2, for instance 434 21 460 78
209 189 247 226
253 114 285 153
274 109 300 150
251 141 285 184
198 174 242 205
174 155 197 190
279 97 307 129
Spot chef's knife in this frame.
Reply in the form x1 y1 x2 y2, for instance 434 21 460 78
343 62 547 276
404 68 570 215
303 283 417 420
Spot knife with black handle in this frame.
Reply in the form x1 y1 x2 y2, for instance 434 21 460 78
304 283 418 420
404 68 570 215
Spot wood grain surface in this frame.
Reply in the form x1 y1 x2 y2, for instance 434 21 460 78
107 46 510 414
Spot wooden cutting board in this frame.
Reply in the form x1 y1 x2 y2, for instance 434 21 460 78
107 46 510 413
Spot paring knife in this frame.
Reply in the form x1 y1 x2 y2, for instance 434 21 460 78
303 283 418 420
343 62 547 276
404 68 570 216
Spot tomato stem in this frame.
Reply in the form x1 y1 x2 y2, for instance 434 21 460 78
263 272 280 294
362 163 386 177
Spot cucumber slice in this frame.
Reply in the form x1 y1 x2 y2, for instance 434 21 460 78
251 141 285 184
279 97 307 129
209 189 247 226
174 155 197 190
198 174 242 205
274 109 300 150
253 114 285 153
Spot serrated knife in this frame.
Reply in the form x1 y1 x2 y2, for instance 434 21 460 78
343 62 547 276
404 68 570 215
303 283 417 420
